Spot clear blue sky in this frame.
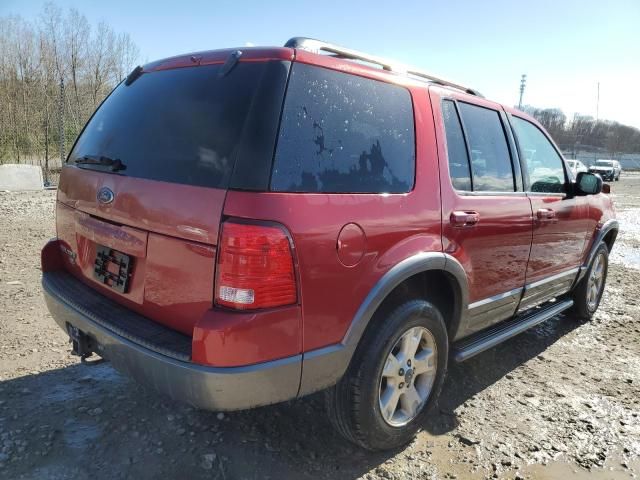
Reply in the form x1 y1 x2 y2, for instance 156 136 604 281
3 0 639 128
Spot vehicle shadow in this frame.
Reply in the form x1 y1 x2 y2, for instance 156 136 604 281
0 313 582 480
424 312 583 436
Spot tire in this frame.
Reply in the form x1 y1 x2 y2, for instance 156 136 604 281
325 299 448 451
571 242 609 320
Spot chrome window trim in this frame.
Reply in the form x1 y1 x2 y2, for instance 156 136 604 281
468 287 524 310
525 267 579 290
466 267 579 313
518 267 580 312
457 191 527 197
526 192 566 198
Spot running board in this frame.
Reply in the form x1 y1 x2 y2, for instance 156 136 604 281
452 299 573 363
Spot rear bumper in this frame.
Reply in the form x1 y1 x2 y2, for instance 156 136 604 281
42 270 302 411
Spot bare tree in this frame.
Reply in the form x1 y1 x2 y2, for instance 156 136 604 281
606 123 638 157
0 3 140 176
522 106 640 158
115 32 139 82
87 21 116 107
64 7 89 131
523 106 567 142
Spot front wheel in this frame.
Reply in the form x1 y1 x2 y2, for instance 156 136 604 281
325 299 448 451
571 242 609 320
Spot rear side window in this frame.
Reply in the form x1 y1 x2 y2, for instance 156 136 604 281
442 100 471 190
511 117 566 193
69 62 288 189
271 63 415 193
457 102 514 192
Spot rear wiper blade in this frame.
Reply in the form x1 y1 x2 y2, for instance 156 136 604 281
75 155 126 172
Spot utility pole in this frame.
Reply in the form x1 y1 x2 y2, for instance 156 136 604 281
518 74 527 109
596 81 600 123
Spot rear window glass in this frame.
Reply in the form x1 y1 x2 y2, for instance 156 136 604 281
69 62 286 189
271 63 415 193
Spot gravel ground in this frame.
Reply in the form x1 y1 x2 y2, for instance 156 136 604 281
1 177 639 479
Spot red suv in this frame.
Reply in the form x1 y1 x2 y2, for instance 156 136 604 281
41 38 618 450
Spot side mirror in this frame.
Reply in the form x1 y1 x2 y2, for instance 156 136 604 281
575 171 603 195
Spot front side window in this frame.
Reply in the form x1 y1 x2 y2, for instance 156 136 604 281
511 117 566 193
457 102 514 192
271 63 415 193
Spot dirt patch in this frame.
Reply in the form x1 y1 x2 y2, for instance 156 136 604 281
1 178 639 479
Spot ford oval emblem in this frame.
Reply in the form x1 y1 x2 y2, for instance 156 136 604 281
97 187 114 205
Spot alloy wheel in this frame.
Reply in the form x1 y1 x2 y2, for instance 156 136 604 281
378 326 437 427
587 252 606 311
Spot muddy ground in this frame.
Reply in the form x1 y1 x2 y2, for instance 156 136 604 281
1 176 639 480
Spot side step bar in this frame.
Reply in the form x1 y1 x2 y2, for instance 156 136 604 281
452 299 574 363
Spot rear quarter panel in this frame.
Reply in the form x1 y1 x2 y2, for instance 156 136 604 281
223 82 442 352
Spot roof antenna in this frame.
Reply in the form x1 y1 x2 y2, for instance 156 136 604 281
219 50 243 77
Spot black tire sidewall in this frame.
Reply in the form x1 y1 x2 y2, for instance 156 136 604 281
350 300 448 450
573 243 609 319
586 245 609 316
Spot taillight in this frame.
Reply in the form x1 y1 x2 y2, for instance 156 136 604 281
214 221 297 310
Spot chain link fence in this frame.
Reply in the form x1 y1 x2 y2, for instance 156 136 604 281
560 144 640 170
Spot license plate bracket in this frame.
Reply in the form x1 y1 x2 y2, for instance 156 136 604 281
93 245 133 293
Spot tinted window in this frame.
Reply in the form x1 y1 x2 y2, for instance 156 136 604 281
69 62 287 189
457 103 514 192
271 63 415 193
511 117 566 193
442 100 471 190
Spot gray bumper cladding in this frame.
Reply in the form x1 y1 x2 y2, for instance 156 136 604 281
42 271 302 411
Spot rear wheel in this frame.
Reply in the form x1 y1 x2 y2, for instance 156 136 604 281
571 242 608 320
325 299 448 450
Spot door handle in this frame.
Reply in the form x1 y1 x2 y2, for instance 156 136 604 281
451 211 480 227
536 208 556 221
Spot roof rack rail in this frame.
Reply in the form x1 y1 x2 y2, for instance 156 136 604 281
284 37 483 97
